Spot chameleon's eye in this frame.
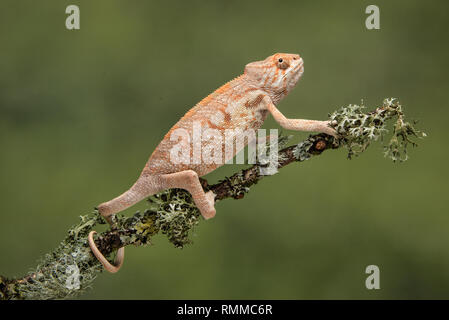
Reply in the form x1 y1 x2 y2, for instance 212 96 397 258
277 58 289 69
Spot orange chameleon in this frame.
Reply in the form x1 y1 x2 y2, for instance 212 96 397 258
88 53 337 272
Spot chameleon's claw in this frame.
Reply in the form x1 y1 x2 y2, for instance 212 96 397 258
324 120 340 139
88 231 124 273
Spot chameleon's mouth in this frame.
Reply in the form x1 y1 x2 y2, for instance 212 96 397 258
295 58 304 72
290 57 303 73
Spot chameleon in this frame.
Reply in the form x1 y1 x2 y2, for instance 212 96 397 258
88 53 337 273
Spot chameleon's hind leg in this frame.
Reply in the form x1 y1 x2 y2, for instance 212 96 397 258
88 170 216 272
159 170 216 219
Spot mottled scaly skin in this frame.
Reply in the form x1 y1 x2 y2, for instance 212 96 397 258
145 53 303 176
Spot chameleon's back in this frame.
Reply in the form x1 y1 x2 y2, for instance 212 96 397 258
143 53 303 177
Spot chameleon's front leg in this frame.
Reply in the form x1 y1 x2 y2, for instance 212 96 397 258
266 100 337 137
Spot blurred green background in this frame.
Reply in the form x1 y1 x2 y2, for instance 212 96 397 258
1 0 448 299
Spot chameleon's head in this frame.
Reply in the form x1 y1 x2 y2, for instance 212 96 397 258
244 53 304 103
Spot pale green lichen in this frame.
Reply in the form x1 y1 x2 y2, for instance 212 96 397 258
329 98 425 161
293 140 314 161
12 214 103 300
256 133 292 175
3 195 203 299
149 189 202 248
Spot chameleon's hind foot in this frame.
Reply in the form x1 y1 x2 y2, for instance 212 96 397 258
88 231 124 273
201 190 216 220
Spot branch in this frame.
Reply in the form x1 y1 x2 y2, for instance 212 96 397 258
0 98 425 300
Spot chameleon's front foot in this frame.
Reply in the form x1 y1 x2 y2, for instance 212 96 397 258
322 120 339 138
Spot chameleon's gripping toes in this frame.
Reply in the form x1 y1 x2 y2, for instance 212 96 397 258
88 53 337 273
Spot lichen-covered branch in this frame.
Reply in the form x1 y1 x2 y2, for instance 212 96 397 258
0 98 425 300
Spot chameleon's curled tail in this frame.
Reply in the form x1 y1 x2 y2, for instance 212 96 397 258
88 175 161 273
88 231 124 273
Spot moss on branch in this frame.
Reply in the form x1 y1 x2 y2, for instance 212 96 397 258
0 98 425 300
